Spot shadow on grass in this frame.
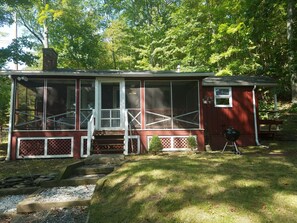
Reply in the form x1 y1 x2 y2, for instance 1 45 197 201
89 153 297 223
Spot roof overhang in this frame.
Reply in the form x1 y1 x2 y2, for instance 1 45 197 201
0 70 215 78
202 76 277 87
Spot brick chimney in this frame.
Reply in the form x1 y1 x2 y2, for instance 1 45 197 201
42 48 58 71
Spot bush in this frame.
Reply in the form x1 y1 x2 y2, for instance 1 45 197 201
187 135 197 150
149 135 163 154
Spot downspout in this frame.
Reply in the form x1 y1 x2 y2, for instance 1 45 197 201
6 77 15 161
252 85 261 146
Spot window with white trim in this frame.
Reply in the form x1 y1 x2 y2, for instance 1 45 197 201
214 87 232 107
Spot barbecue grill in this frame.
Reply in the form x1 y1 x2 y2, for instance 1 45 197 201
222 127 241 154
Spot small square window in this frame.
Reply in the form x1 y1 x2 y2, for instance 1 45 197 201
214 87 232 107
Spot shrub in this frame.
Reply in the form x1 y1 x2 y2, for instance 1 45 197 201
187 135 197 150
149 135 163 154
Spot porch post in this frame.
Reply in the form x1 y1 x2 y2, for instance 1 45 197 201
6 78 15 161
95 79 100 129
120 80 126 129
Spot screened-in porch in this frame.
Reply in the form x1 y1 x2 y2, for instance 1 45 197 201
14 78 201 132
6 70 212 160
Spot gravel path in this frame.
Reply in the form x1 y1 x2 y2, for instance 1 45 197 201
25 185 95 203
0 207 89 223
0 185 95 223
0 195 28 214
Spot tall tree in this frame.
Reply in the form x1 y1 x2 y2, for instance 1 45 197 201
287 0 297 102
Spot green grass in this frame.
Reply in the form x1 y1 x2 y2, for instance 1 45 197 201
89 144 297 223
0 142 77 179
0 142 79 180
0 156 77 180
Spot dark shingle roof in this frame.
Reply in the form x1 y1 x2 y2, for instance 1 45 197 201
0 69 214 78
202 76 277 87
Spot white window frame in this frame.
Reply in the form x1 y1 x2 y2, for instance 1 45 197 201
95 78 125 130
214 87 232 108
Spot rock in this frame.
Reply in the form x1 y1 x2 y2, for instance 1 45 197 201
5 177 23 184
13 184 27 188
31 174 41 179
34 177 52 185
23 180 33 186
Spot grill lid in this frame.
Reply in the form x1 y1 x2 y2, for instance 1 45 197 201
224 127 240 142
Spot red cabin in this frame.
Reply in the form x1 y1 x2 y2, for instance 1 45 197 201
1 50 278 160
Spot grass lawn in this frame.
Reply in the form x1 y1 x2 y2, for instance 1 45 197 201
89 141 297 223
0 158 77 180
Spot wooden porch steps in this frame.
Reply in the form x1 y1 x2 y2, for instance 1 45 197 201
92 130 125 154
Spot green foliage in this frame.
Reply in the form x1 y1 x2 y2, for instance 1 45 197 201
15 0 109 69
49 0 108 69
0 0 32 27
0 38 37 69
288 103 297 113
187 136 197 150
148 135 163 154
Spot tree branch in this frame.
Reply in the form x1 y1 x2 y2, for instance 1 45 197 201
16 8 44 46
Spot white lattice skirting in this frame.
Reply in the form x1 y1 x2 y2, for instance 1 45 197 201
17 137 73 159
147 135 195 151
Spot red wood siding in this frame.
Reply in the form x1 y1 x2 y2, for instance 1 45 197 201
203 86 256 150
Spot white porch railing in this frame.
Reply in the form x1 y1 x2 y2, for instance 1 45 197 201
86 109 132 156
87 109 96 156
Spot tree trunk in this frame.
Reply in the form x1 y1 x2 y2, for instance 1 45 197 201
43 0 49 48
287 0 297 103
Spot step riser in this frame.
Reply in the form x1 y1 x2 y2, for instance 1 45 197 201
41 178 101 187
76 167 114 176
94 130 124 136
84 154 125 165
93 145 124 150
94 135 124 138
93 138 124 143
